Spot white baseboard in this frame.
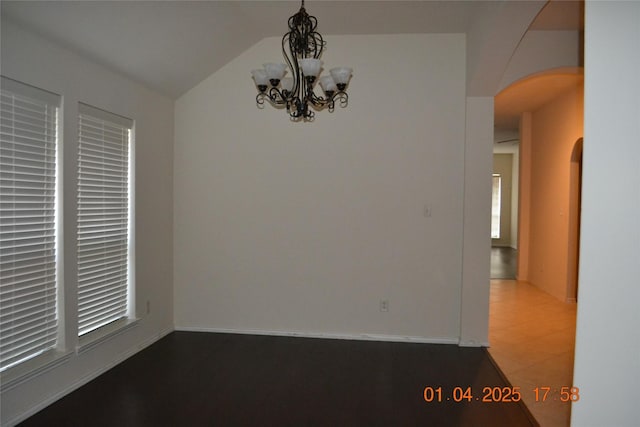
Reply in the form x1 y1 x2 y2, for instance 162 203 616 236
6 327 173 427
458 340 490 347
174 326 459 345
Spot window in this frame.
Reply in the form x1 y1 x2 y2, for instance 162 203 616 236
0 77 61 372
77 103 133 337
491 174 502 239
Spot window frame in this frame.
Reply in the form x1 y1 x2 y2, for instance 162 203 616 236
491 173 502 239
76 102 136 350
0 76 69 388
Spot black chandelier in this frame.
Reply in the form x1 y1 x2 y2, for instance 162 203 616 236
251 0 352 121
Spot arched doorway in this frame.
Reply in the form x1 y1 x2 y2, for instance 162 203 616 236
493 67 584 300
489 69 583 425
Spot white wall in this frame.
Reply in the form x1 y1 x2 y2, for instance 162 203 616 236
1 20 174 425
174 34 469 342
526 84 583 301
572 1 640 425
459 96 493 346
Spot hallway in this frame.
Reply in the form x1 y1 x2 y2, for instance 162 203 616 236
490 247 518 279
489 280 577 427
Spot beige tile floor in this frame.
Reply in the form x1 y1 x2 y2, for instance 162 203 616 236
488 279 577 427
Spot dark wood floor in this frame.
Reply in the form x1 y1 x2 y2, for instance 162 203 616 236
20 332 536 426
490 247 518 279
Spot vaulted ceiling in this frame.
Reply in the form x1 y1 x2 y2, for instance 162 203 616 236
1 1 582 99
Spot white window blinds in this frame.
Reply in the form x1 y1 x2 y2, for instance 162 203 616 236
77 103 132 336
0 77 60 372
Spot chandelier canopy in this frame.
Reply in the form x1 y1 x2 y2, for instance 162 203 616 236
251 0 352 121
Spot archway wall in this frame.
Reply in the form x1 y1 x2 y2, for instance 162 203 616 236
520 81 584 301
498 30 582 94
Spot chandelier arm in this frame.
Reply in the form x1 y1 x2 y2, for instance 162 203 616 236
310 90 334 111
267 87 288 105
255 88 287 109
337 92 348 108
309 90 349 109
306 90 327 107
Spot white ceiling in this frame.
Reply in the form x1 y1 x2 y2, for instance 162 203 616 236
1 1 491 98
1 1 583 99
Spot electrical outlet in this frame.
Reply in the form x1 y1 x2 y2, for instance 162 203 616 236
146 300 151 315
380 300 389 312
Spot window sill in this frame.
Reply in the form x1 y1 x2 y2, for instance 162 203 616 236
0 318 140 393
77 317 140 355
1 349 73 392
